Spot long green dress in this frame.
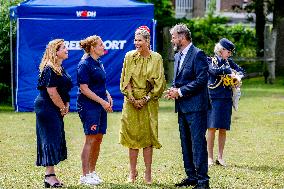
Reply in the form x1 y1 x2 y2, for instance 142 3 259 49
119 50 166 149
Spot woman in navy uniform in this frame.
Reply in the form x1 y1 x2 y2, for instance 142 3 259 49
77 35 113 185
207 38 245 166
34 39 73 188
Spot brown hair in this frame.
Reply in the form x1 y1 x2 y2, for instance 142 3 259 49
79 35 101 54
39 39 64 76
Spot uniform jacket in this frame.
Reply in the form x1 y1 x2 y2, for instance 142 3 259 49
207 56 245 99
173 44 209 113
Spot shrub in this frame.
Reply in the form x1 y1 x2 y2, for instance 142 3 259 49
0 0 22 103
184 16 256 58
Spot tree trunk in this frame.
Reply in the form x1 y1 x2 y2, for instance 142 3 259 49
162 27 174 82
255 0 265 57
264 25 276 84
273 0 284 75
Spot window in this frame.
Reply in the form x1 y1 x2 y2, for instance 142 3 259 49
175 0 193 18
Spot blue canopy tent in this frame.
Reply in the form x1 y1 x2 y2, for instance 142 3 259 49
10 0 155 112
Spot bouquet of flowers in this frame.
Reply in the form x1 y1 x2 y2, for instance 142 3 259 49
224 70 243 111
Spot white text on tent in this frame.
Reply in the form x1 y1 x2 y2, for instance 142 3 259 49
65 40 127 50
76 11 96 18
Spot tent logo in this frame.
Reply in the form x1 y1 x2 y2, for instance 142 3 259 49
76 10 96 18
104 40 127 50
64 40 127 50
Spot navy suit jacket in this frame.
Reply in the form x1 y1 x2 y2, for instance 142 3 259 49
172 45 209 113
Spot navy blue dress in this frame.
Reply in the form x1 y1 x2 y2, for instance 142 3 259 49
34 66 73 166
77 56 108 135
207 56 245 130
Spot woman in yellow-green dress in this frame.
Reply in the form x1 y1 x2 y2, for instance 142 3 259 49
119 25 166 184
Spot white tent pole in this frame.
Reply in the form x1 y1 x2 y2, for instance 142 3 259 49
10 19 14 108
8 0 14 108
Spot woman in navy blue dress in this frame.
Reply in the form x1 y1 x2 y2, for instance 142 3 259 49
34 39 73 187
207 38 245 166
77 35 113 185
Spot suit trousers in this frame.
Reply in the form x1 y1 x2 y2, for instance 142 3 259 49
178 110 209 184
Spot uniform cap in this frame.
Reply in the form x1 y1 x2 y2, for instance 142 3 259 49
219 38 235 52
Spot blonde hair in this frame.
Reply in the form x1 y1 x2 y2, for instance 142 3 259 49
80 35 101 54
214 43 225 56
39 39 64 76
135 28 151 49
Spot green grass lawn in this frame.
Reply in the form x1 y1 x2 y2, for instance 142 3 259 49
0 77 284 189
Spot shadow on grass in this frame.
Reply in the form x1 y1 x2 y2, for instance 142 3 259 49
241 89 284 98
65 182 177 189
233 164 284 173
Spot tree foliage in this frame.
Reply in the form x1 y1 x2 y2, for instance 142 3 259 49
0 0 23 103
137 0 177 53
185 16 256 58
244 0 275 57
137 0 174 21
137 0 256 58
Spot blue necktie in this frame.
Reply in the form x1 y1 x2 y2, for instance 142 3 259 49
177 52 183 74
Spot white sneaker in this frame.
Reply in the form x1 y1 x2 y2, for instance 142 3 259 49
90 171 103 183
80 173 100 185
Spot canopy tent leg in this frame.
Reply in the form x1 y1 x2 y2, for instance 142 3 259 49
10 19 14 109
152 19 157 51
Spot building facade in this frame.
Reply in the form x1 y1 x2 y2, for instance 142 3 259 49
173 0 252 19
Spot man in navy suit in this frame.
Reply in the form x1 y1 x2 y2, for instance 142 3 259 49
165 24 210 189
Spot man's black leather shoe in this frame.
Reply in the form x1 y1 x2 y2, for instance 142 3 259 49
193 183 210 189
175 179 198 187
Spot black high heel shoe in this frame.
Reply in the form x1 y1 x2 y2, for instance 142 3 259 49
44 174 63 188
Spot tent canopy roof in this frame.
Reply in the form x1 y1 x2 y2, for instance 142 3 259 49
10 0 154 19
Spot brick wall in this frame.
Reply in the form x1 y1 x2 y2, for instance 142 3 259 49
221 0 251 12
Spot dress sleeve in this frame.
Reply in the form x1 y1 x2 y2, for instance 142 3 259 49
42 66 58 87
77 63 90 85
120 52 133 97
147 54 166 99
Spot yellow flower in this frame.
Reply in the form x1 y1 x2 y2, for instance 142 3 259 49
223 75 232 86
